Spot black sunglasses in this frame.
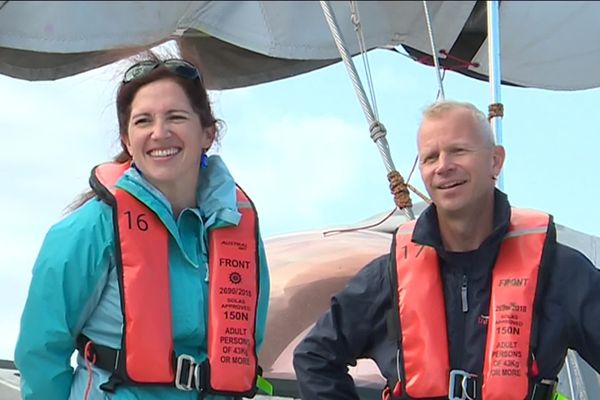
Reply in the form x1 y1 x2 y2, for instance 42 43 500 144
122 59 202 84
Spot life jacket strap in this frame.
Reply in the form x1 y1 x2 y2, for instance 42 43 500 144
77 335 120 376
447 369 559 400
77 336 202 391
77 334 267 397
530 379 562 400
381 373 559 400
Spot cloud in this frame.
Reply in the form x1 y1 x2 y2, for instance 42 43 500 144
219 113 404 236
0 68 121 360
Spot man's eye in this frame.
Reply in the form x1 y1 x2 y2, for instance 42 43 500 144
422 155 436 164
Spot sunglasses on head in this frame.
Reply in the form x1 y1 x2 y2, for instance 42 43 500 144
122 59 202 84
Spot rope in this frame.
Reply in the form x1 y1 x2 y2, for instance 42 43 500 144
350 0 379 117
439 49 481 68
388 170 413 210
404 155 432 204
319 1 414 220
319 1 376 128
84 341 96 400
407 183 432 204
488 102 504 121
422 0 445 100
323 207 398 236
406 155 419 184
369 121 387 142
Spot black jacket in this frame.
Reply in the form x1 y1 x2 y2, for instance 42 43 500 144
293 191 600 399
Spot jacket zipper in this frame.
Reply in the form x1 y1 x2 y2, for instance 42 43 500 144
455 273 469 371
461 274 469 313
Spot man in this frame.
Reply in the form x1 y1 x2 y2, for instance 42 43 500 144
293 101 600 399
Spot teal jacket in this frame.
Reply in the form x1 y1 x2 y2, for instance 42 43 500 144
15 156 270 400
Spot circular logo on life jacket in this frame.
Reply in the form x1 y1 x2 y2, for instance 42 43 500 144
229 272 242 284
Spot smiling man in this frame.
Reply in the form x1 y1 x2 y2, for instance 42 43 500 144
417 102 504 252
293 101 600 400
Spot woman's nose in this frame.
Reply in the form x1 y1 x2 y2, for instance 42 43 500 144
151 119 171 139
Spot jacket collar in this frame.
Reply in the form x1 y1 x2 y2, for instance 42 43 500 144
412 189 511 257
116 155 241 230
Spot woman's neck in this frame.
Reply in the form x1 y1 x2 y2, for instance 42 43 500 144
154 178 198 217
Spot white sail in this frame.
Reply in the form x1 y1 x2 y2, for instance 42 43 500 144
1 1 600 90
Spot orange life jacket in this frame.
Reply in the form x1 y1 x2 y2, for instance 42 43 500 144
83 162 261 397
391 209 550 400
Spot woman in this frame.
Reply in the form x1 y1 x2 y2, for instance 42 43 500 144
15 54 270 400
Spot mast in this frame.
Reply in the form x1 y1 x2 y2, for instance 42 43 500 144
487 0 504 190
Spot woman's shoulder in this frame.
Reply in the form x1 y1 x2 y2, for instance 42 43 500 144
33 197 115 277
48 197 113 242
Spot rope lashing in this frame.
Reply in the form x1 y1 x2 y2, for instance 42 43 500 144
388 170 413 210
369 121 387 142
488 103 504 121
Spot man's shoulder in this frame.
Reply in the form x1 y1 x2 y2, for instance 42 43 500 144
544 241 599 290
361 253 391 273
344 253 392 293
554 241 597 270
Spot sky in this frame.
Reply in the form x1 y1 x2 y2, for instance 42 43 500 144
1 46 600 361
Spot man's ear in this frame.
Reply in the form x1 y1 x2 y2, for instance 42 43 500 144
492 145 506 177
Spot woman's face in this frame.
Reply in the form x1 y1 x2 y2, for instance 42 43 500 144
124 78 214 193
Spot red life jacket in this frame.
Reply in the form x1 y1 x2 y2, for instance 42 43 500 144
82 162 261 397
390 209 551 399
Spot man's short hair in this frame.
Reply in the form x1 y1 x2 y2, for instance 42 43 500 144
421 100 495 146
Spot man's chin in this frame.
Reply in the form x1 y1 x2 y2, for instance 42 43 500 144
433 199 468 218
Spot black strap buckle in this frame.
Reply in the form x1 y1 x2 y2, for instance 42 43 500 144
531 379 558 400
449 369 479 400
175 354 203 391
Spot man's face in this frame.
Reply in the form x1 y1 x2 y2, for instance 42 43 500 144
417 108 504 218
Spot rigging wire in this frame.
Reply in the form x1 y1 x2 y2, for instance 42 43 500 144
422 0 446 100
319 0 414 220
350 1 379 118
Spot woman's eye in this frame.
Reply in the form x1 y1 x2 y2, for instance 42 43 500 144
133 118 150 126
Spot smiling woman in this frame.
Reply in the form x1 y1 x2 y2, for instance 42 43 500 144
123 78 214 215
13 52 271 400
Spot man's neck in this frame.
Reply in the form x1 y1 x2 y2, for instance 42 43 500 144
437 204 495 252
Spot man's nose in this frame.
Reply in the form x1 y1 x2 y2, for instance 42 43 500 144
435 152 455 174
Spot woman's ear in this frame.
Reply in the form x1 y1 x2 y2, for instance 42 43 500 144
202 125 217 150
121 134 132 156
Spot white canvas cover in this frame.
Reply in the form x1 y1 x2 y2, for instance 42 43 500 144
1 1 600 90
